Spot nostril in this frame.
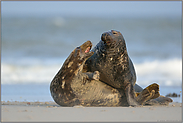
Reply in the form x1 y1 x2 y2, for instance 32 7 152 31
101 34 105 41
101 33 107 41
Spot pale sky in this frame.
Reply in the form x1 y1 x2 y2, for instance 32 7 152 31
1 1 182 17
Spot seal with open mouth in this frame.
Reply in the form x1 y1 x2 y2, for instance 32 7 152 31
50 41 125 106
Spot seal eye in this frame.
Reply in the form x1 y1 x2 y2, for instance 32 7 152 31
74 47 82 57
76 47 81 50
112 31 117 35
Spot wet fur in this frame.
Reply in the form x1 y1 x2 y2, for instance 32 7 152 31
84 30 138 106
50 41 127 107
84 30 172 106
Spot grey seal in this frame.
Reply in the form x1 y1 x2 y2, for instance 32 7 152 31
50 41 123 106
84 30 139 106
84 30 172 106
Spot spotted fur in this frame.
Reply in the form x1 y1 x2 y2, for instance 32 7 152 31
84 30 172 106
84 30 139 106
50 41 126 107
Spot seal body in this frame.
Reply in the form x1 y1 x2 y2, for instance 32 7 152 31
84 30 138 106
50 41 126 107
84 30 171 106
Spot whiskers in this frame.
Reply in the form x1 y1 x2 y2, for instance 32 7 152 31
70 44 77 49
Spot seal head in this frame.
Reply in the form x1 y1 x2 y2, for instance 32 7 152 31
101 30 124 47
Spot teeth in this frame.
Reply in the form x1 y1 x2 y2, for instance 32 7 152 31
85 47 91 53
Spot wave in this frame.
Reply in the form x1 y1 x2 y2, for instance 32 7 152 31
1 58 182 87
135 58 182 87
1 62 64 84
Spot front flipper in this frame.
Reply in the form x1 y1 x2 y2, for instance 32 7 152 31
136 83 160 105
92 71 100 80
83 71 100 81
80 71 100 85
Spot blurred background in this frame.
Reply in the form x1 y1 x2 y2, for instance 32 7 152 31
1 1 182 102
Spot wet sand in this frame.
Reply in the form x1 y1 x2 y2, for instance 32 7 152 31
1 101 182 122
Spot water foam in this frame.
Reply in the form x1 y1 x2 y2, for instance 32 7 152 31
1 63 62 84
135 58 182 87
1 58 182 86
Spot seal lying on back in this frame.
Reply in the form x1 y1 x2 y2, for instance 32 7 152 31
50 41 124 106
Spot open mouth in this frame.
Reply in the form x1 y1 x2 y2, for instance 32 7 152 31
85 46 92 53
80 40 93 55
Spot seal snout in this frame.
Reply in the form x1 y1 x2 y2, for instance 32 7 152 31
85 46 91 53
80 40 92 53
81 41 94 59
101 33 108 41
101 32 111 44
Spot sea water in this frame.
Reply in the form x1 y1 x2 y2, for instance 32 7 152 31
1 15 182 102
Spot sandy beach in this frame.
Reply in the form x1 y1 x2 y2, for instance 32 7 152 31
1 101 182 122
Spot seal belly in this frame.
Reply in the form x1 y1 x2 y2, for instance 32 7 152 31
71 73 122 107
